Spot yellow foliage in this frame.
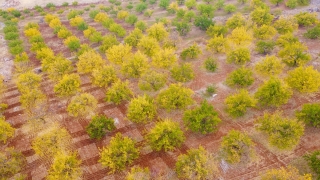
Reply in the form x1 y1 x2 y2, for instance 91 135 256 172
228 27 252 46
0 117 15 144
147 22 169 41
117 10 129 20
36 47 55 61
261 166 312 180
83 26 97 38
94 12 109 23
106 44 133 64
32 124 71 158
16 71 41 93
67 93 98 117
168 2 179 11
20 89 46 112
64 36 79 46
54 73 81 98
206 35 230 53
70 16 84 27
137 36 160 57
24 28 41 37
286 66 320 93
57 28 72 39
45 14 58 23
92 65 118 88
7 7 15 13
47 56 73 82
77 50 105 74
151 48 177 68
121 51 150 78
49 18 62 28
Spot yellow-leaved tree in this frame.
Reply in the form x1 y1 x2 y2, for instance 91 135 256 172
54 74 81 98
77 50 105 74
92 65 118 88
228 27 252 46
137 36 161 57
67 93 98 118
147 22 169 42
285 66 320 93
0 117 15 144
151 48 177 69
106 44 133 64
121 51 150 78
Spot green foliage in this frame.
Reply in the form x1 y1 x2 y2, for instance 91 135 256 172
137 36 160 57
159 0 170 9
278 42 311 66
9 45 24 55
215 0 225 10
104 80 133 105
125 14 138 25
204 57 218 72
32 126 71 158
47 152 82 180
138 71 167 91
205 84 216 97
183 100 221 134
54 74 81 98
250 7 274 26
273 16 298 34
89 10 99 19
180 43 202 60
127 95 156 124
255 55 284 77
206 24 228 37
255 40 276 55
226 67 254 88
67 93 98 118
146 119 185 151
121 51 149 78
256 112 304 150
296 103 320 128
92 65 118 88
175 21 191 36
135 20 147 31
136 3 147 13
295 12 317 27
156 83 194 110
0 147 25 180
186 0 197 9
286 0 298 8
221 130 255 164
86 115 116 139
227 47 250 65
170 62 194 83
109 23 127 37
270 0 284 5
254 77 292 107
64 36 80 51
304 25 320 39
67 10 79 20
297 0 310 5
304 150 320 177
0 117 15 144
225 90 256 117
253 25 277 40
176 146 217 180
100 35 120 52
194 15 214 30
77 21 88 31
197 4 215 18
286 66 320 93
99 133 139 173
4 32 19 41
224 4 237 14
126 166 151 180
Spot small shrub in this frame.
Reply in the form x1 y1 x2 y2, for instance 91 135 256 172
72 1 78 6
221 130 255 164
170 63 194 82
99 133 139 173
183 100 221 134
180 43 202 60
224 4 236 13
146 119 185 151
205 85 216 97
194 15 214 30
225 90 256 117
304 150 320 177
104 80 133 105
86 115 115 139
127 95 156 124
62 2 69 6
304 25 320 39
296 103 320 128
204 57 217 72
227 47 250 65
